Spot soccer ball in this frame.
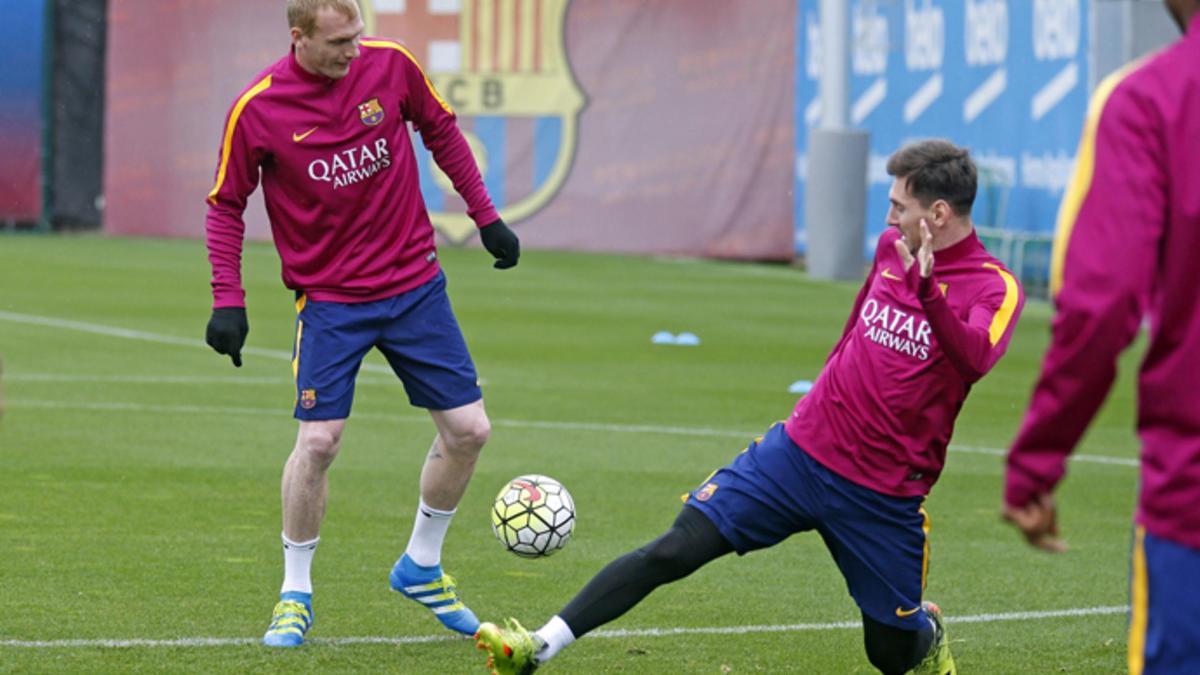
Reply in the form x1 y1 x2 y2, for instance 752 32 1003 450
491 474 576 558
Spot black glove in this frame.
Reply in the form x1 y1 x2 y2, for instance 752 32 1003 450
479 218 520 269
206 307 249 367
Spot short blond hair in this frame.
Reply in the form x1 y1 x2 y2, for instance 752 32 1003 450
287 0 360 36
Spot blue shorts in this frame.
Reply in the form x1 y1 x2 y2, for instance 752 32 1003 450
685 423 931 630
291 271 481 420
1130 527 1200 674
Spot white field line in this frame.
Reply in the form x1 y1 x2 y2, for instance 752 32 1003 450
4 399 749 438
0 605 1128 649
7 398 1139 468
0 310 393 374
7 373 399 386
0 310 1138 468
953 444 1137 468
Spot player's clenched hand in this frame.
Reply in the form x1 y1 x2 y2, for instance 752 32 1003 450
1002 492 1068 553
480 218 520 270
206 307 249 368
893 219 934 278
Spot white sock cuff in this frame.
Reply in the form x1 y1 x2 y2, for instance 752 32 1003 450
545 615 576 641
282 533 320 550
535 615 576 662
418 498 456 519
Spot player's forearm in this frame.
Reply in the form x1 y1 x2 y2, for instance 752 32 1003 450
1005 406 1088 509
1005 377 1103 509
918 277 993 381
422 120 499 226
205 207 248 308
1005 299 1137 503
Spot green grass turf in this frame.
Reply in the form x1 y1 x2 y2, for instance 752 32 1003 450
0 234 1144 673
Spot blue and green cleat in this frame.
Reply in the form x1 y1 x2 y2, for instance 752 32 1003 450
389 553 480 636
911 600 957 675
262 591 313 647
474 619 541 675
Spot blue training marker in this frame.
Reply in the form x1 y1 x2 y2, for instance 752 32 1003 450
788 380 814 394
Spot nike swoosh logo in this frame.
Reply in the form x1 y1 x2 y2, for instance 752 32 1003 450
292 127 318 142
895 605 920 617
881 269 903 281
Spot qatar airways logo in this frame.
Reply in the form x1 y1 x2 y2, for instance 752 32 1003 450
860 298 932 360
307 138 393 190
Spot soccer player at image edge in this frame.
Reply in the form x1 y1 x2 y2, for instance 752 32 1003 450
1003 2 1200 673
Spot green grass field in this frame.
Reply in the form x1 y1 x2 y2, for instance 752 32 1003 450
0 234 1144 673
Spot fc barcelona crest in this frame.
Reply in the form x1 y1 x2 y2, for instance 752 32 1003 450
300 388 318 410
367 0 587 242
358 98 385 126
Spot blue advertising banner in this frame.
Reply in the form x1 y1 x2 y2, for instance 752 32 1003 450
795 0 1089 256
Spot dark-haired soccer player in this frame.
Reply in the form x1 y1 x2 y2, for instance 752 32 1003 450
203 0 520 647
476 139 1023 675
1004 1 1200 672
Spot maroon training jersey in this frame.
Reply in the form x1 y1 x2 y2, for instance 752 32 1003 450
787 227 1024 497
205 39 498 307
1006 14 1200 550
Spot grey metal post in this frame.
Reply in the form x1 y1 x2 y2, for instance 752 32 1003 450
806 0 869 280
1090 0 1179 89
819 0 849 129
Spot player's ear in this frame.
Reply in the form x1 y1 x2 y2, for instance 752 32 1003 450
931 200 951 227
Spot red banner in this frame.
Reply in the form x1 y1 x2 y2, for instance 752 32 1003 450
104 0 794 260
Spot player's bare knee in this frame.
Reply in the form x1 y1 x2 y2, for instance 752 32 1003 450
295 426 343 467
442 416 491 455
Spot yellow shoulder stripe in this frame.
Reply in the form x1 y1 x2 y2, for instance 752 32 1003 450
207 75 272 205
982 263 1019 346
1049 58 1146 297
361 39 454 115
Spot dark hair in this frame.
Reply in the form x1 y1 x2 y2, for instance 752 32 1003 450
886 139 977 216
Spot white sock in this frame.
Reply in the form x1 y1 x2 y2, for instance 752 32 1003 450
534 615 576 663
404 499 455 567
281 533 319 595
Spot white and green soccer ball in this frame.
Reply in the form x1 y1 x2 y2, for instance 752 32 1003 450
491 474 576 558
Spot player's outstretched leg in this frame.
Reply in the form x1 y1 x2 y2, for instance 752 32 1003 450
910 601 956 675
262 591 314 647
475 618 541 675
390 553 480 635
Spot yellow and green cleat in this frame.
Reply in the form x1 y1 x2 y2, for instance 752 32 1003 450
910 601 957 675
474 618 540 675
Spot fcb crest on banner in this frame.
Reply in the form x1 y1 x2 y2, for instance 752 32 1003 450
367 0 586 242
